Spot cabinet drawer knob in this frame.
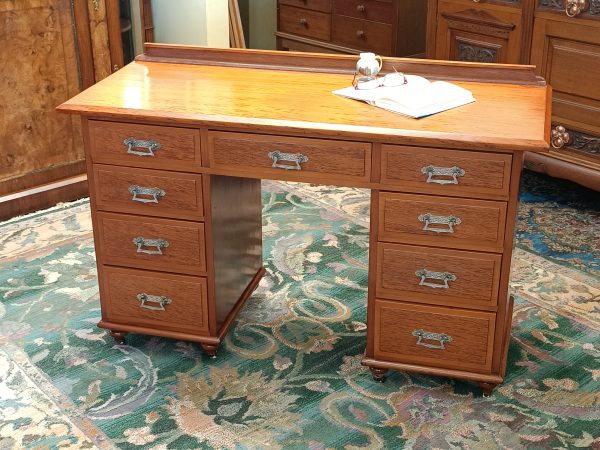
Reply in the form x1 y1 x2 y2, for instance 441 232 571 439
128 185 166 204
268 150 309 170
133 237 169 255
565 0 588 17
356 4 366 12
551 125 571 149
137 293 172 311
417 213 461 234
421 165 465 185
412 329 453 350
123 137 161 157
299 18 308 26
356 30 365 39
415 269 457 289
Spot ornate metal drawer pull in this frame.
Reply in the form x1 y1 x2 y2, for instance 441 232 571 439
418 213 461 233
412 329 453 350
123 137 161 157
128 185 166 204
565 0 588 17
132 237 169 255
551 125 571 149
137 293 172 311
421 165 465 185
415 269 457 289
268 151 309 171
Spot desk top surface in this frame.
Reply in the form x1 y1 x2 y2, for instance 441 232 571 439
58 46 551 152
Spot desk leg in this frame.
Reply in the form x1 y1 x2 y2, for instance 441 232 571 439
370 367 388 382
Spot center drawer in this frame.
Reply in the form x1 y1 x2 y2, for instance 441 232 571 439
374 299 496 373
376 243 502 310
96 212 206 275
208 131 371 183
378 191 507 252
101 266 209 335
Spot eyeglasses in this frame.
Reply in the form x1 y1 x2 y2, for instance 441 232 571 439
353 71 407 90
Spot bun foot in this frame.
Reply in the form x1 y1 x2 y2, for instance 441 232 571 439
478 382 497 397
370 367 388 382
201 344 218 358
109 330 127 345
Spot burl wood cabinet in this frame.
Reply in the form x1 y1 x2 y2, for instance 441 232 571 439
0 0 144 219
58 44 551 394
427 0 600 190
276 0 428 57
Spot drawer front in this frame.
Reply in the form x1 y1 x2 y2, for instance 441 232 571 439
279 0 332 12
378 192 506 252
93 165 204 220
279 5 331 41
334 0 393 24
332 15 392 55
97 212 206 275
374 299 496 372
88 120 202 171
381 145 512 199
376 243 502 309
101 266 209 334
208 131 371 183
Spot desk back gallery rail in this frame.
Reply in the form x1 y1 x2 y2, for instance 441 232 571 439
57 45 551 395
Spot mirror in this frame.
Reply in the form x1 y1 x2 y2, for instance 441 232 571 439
118 0 276 60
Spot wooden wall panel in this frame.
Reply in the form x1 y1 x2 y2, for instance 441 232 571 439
0 0 83 192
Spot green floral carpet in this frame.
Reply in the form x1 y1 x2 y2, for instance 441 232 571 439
1 170 598 449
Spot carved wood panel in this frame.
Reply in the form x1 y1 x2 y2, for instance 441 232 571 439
0 0 83 186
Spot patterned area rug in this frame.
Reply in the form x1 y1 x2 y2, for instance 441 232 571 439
1 170 599 449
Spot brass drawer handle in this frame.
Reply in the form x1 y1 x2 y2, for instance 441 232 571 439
128 185 166 204
421 165 465 185
133 237 169 255
551 125 571 149
123 137 161 157
412 329 453 350
268 151 309 170
137 293 171 311
418 213 461 234
415 269 457 289
565 0 588 17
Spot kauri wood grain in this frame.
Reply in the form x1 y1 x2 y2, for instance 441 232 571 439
57 50 551 153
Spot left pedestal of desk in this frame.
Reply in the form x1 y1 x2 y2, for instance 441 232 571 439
81 118 264 356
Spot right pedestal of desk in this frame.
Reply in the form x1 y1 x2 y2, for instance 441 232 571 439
362 144 524 396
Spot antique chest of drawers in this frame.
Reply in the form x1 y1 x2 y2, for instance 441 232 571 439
276 0 428 57
427 0 600 190
58 45 551 395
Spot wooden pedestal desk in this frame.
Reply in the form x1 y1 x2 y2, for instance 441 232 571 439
58 44 551 395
